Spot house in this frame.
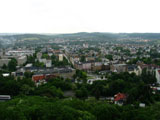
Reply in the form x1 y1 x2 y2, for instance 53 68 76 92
114 93 127 105
32 74 46 86
32 74 45 83
127 65 140 75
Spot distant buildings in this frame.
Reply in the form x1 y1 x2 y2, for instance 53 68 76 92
31 67 75 86
6 50 35 56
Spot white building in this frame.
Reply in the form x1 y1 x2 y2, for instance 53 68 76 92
83 43 88 48
6 50 34 56
156 69 160 84
39 59 47 64
37 52 42 59
46 60 52 67
59 54 63 61
17 56 27 66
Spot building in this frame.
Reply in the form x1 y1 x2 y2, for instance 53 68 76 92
127 65 140 75
156 69 160 84
25 63 33 68
70 57 80 65
59 54 63 61
74 62 83 70
46 60 52 67
2 73 10 77
82 62 91 70
83 43 88 48
110 64 127 73
86 57 95 62
114 93 127 106
37 52 42 59
17 56 27 66
32 74 45 83
31 67 75 80
6 50 34 56
0 95 11 102
92 62 102 71
0 59 11 67
39 59 47 64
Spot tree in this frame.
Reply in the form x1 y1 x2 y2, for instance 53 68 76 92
42 53 50 59
75 86 88 99
105 54 113 60
8 58 17 71
74 70 87 83
34 84 64 98
80 55 86 62
24 71 33 78
2 64 7 70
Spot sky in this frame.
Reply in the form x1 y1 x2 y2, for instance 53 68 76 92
0 0 160 33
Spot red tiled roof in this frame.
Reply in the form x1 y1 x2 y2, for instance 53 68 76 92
114 93 126 101
32 75 45 82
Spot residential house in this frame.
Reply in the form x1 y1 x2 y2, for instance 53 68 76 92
114 93 127 106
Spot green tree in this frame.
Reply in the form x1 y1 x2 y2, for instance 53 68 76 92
80 55 86 62
8 58 17 71
75 86 88 99
2 64 7 70
24 71 33 78
105 54 113 60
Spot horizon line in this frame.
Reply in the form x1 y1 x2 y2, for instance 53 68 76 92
1 32 160 35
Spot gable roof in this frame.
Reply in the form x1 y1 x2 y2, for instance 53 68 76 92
32 75 45 82
114 93 126 101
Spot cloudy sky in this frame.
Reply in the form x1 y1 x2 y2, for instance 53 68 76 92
0 0 160 33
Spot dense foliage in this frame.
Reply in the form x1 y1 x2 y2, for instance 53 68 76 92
0 70 160 119
0 96 160 120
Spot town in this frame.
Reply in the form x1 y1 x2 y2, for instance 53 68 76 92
0 33 160 119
